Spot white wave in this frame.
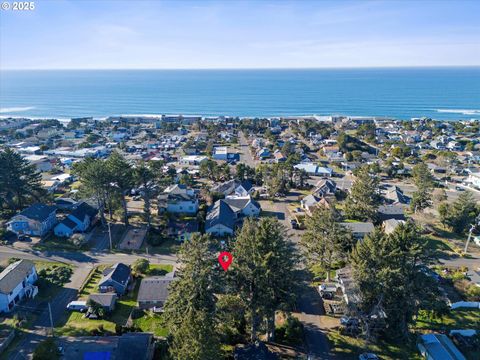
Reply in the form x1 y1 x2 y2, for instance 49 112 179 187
435 109 480 115
0 106 35 113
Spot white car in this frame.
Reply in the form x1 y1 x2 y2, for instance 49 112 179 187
66 300 88 312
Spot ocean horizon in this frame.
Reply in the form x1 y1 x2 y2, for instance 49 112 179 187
1 67 479 121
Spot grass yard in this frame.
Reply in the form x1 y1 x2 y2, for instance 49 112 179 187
415 309 480 331
145 264 174 276
32 234 89 252
56 280 140 336
144 238 181 255
327 330 422 360
34 261 73 301
131 311 168 337
78 265 109 298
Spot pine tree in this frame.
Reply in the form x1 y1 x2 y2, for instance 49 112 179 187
162 234 220 359
106 152 134 226
410 162 435 212
233 218 297 342
344 166 380 221
0 148 46 210
351 223 441 341
301 206 354 281
439 191 479 234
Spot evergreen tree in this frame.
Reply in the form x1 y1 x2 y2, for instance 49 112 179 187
163 234 220 360
351 223 440 341
0 148 46 211
301 206 354 281
410 162 434 212
438 191 479 234
134 161 156 227
344 166 380 221
106 152 134 226
33 338 60 360
233 218 297 342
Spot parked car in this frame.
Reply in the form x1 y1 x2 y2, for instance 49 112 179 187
455 186 465 191
291 219 299 229
66 301 88 312
17 235 31 241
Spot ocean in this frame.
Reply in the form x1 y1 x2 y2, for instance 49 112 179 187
0 67 479 121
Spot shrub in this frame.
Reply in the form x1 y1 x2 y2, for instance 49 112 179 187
132 258 150 274
276 315 304 346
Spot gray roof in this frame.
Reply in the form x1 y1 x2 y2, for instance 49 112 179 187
115 333 153 360
223 197 260 213
206 200 236 230
211 179 239 195
340 222 375 235
420 333 466 360
15 204 56 222
0 260 35 294
302 194 321 207
100 263 131 287
69 202 97 221
137 275 175 302
88 293 117 308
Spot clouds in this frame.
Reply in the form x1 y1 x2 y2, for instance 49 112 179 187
0 0 479 69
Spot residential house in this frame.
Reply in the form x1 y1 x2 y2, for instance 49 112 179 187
115 333 155 360
180 155 208 165
99 263 131 295
24 155 53 172
212 179 254 197
167 218 199 241
383 186 410 205
377 204 406 221
340 222 375 240
7 204 57 237
205 200 237 237
314 179 337 197
213 146 239 162
294 163 333 176
417 333 466 360
87 293 117 312
273 150 286 163
137 272 176 311
383 219 405 234
0 260 38 313
301 194 331 216
223 196 261 217
256 147 271 159
54 197 78 210
54 202 98 237
157 184 199 215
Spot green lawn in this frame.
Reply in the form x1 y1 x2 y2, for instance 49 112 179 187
145 264 174 276
132 311 168 337
34 261 73 301
144 238 181 255
327 330 422 360
78 265 108 298
32 235 89 252
56 280 140 336
415 309 480 331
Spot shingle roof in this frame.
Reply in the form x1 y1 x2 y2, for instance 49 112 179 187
206 200 236 230
59 217 78 230
223 197 259 213
115 333 153 360
340 222 375 235
15 204 56 222
101 263 131 287
70 202 97 220
137 275 175 302
0 260 35 294
88 293 117 308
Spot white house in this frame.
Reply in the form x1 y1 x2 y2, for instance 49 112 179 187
0 260 38 313
180 155 208 166
213 146 228 160
294 163 333 176
158 184 199 215
205 200 236 237
224 196 261 217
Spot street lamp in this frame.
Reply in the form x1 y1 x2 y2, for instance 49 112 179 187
464 214 480 254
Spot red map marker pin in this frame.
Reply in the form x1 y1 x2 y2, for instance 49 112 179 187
218 251 233 271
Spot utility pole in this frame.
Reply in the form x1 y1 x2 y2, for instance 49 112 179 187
48 302 54 336
464 215 480 254
108 221 113 251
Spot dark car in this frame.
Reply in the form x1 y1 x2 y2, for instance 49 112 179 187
17 235 31 242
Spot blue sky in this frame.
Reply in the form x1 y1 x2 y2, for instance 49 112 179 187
1 0 479 69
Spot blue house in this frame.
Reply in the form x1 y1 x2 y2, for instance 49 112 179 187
7 204 57 237
54 202 98 237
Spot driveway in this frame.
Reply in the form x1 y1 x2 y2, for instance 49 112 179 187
8 265 93 360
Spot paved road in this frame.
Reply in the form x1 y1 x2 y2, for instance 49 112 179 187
8 266 93 360
238 131 257 168
0 245 177 266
